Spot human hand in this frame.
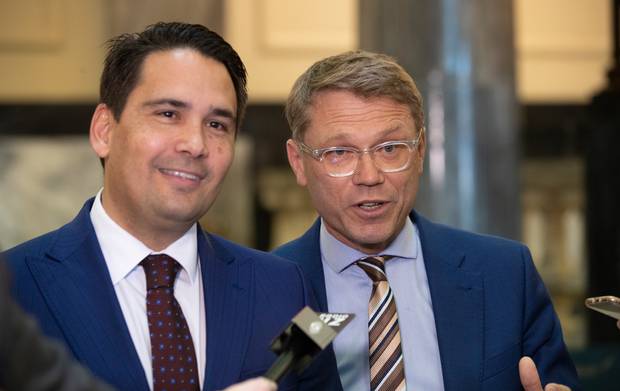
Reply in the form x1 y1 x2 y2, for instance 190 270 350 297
519 356 571 391
616 319 620 330
222 377 277 391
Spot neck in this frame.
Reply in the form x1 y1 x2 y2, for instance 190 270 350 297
99 193 193 252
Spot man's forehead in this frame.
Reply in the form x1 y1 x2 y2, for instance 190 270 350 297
138 48 225 79
316 125 413 146
309 90 413 119
133 49 234 95
117 50 237 124
305 93 414 138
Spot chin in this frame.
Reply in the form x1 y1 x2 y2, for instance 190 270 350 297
355 223 390 237
159 206 204 223
350 231 388 247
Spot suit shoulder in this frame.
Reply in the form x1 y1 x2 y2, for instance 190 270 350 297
2 229 60 264
3 199 94 263
272 236 305 259
207 233 301 273
272 220 320 263
206 234 310 305
425 220 526 253
1 229 64 290
418 218 532 273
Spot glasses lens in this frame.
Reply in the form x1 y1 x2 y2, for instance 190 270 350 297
322 149 357 176
374 143 411 172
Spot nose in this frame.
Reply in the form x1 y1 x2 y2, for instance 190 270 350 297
352 152 384 186
176 121 207 158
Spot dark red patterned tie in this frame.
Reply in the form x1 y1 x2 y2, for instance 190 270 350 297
141 254 200 391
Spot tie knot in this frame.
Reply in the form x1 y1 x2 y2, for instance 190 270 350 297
356 255 393 282
141 254 180 290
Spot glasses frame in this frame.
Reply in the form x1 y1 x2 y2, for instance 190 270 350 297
296 127 424 177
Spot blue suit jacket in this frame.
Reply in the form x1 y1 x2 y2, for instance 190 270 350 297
2 199 330 391
273 211 581 391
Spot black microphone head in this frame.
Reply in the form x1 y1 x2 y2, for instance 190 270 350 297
267 306 354 380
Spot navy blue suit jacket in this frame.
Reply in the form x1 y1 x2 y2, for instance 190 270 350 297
273 211 581 391
2 199 329 391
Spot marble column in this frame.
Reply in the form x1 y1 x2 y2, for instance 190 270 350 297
360 0 520 239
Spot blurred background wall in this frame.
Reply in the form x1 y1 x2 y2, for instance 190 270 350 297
1 0 618 388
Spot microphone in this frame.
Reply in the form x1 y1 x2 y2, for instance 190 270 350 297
264 306 354 382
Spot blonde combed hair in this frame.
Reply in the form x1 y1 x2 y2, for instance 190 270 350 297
285 50 424 141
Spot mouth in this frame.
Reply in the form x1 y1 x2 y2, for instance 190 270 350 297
159 168 204 182
357 201 387 210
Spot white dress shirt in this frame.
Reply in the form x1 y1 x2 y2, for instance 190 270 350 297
321 217 444 390
90 190 206 390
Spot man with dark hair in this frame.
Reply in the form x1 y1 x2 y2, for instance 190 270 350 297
274 50 579 390
99 22 247 133
2 22 317 391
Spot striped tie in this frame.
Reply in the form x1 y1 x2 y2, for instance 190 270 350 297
357 255 406 391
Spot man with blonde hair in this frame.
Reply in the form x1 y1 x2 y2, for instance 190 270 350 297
275 50 579 390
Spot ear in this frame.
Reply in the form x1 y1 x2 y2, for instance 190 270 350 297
89 103 114 160
415 127 426 174
286 139 308 186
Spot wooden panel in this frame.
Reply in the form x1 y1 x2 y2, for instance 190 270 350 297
0 0 63 48
258 0 356 52
225 0 358 102
515 0 612 102
516 0 610 55
106 0 223 37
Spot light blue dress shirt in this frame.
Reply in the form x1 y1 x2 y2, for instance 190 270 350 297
321 217 444 390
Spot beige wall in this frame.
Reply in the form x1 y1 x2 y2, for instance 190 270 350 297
0 0 105 102
0 0 612 102
515 0 612 102
0 0 221 103
224 0 358 103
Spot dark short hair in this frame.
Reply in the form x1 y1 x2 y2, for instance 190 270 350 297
101 21 248 129
286 50 424 141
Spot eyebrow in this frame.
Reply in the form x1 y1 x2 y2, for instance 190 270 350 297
142 99 236 122
142 98 189 109
321 125 404 145
210 107 235 121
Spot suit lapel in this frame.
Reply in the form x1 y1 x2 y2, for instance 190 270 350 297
274 219 343 391
414 212 484 391
287 219 329 312
26 200 148 391
199 231 252 390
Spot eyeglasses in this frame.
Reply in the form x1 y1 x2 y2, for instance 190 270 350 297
296 128 424 177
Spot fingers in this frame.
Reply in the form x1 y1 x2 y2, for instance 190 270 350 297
519 356 543 391
545 383 572 391
222 377 277 391
519 356 572 391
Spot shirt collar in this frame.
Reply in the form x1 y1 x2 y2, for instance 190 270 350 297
90 189 199 285
319 215 419 274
